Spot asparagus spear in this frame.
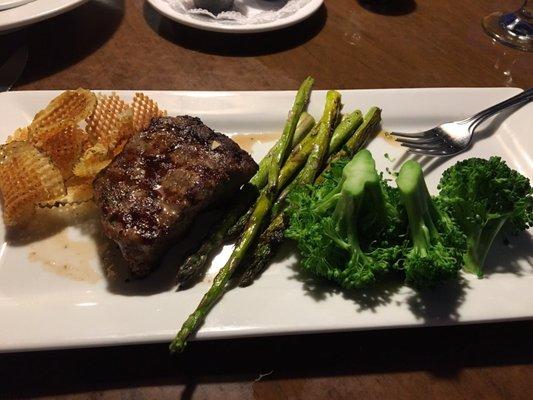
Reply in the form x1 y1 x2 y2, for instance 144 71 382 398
229 110 363 239
271 109 363 215
176 184 256 288
226 115 319 239
317 106 382 181
250 112 315 188
227 121 322 239
170 77 315 353
239 107 382 287
268 77 315 186
177 112 315 286
292 91 341 199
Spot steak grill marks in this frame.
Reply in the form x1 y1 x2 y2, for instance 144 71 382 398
93 116 258 277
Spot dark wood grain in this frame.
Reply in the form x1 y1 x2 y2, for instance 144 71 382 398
1 0 532 399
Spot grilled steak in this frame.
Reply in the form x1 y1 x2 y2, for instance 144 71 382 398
93 116 258 277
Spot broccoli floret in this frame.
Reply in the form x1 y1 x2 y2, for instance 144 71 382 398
437 157 532 277
286 149 405 289
396 160 466 288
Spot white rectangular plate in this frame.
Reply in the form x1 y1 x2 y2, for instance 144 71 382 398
0 88 531 353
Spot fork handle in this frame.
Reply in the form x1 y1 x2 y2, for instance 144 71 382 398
466 88 533 129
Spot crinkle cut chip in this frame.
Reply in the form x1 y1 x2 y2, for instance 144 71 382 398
39 182 94 207
30 88 96 132
30 123 88 179
6 126 29 143
0 90 170 222
85 93 129 144
100 107 134 152
0 142 65 226
132 92 167 132
73 143 112 178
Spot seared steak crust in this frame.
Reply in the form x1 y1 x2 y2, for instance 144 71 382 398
93 116 257 277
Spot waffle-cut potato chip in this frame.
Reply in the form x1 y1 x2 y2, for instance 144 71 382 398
132 92 167 131
33 124 88 179
30 89 96 132
0 142 65 226
100 108 134 151
28 119 73 148
73 143 112 178
39 183 94 207
7 126 29 143
85 93 129 144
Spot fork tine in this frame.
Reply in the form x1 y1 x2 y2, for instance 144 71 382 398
395 136 442 145
391 130 434 139
407 148 453 156
400 141 447 151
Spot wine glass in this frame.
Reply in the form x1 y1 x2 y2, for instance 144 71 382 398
483 1 533 52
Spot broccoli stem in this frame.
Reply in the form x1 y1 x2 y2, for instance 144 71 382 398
239 110 381 287
397 160 467 288
396 160 435 254
230 108 355 244
331 150 387 287
463 217 508 278
170 77 314 352
331 191 366 269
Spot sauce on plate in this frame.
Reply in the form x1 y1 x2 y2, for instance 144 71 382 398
231 132 281 153
28 229 101 283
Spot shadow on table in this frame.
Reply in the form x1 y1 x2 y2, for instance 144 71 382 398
1 320 533 399
358 0 417 16
1 0 124 87
143 2 327 56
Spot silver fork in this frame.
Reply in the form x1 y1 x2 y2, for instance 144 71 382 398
392 88 533 156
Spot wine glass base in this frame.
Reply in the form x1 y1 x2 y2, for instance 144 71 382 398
483 11 533 52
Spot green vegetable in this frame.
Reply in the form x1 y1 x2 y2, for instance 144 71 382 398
239 95 347 287
170 77 314 353
317 107 381 183
397 160 466 288
267 77 315 186
271 96 348 216
227 116 321 240
240 108 379 287
271 88 342 219
288 152 531 290
437 157 532 277
250 111 316 189
300 93 343 183
177 112 315 286
286 149 404 289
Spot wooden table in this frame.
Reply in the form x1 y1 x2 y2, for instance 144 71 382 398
1 0 532 399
